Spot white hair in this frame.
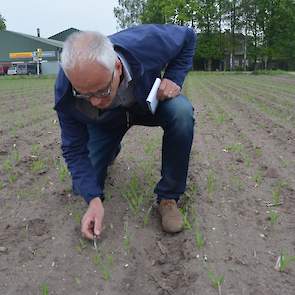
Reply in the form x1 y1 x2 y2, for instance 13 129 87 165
61 31 117 73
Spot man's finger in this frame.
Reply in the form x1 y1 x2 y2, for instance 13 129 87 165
158 79 167 91
81 217 94 240
94 217 102 236
157 80 168 100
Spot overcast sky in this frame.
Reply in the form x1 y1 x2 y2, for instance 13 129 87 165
1 0 119 38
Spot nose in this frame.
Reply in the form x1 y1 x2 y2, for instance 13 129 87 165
90 96 103 107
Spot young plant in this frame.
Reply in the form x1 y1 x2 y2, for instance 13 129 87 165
194 226 205 249
3 158 13 174
56 159 69 182
76 238 87 253
272 180 287 205
276 251 295 272
229 175 244 191
179 207 192 230
93 252 114 281
122 175 144 214
269 210 279 225
253 170 263 186
255 146 263 157
40 283 49 295
208 271 224 293
73 210 82 225
8 174 17 184
11 149 20 163
143 201 155 226
207 170 216 202
3 157 18 184
31 159 47 174
31 143 41 157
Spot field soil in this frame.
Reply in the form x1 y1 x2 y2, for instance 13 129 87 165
0 73 295 295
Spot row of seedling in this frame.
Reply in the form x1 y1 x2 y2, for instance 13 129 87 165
1 146 21 185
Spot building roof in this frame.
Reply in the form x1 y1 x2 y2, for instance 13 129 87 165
0 30 63 62
6 30 64 48
49 28 80 42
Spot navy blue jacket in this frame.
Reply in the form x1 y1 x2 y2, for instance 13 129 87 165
54 24 197 203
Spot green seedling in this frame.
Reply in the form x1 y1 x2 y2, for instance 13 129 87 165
76 238 87 253
31 159 47 173
144 137 160 155
194 226 205 249
269 210 279 225
56 160 69 182
253 170 263 186
215 112 225 125
104 191 113 202
73 210 82 225
179 207 192 230
207 270 224 291
40 283 48 295
0 180 3 190
8 173 17 184
280 157 289 168
74 277 81 285
122 175 144 214
93 252 113 281
255 146 263 157
272 188 281 206
2 149 21 184
143 201 155 226
225 143 251 167
225 143 244 153
9 126 17 138
3 159 13 174
229 175 244 191
272 180 288 205
244 154 251 167
277 251 295 272
11 149 20 163
31 144 41 157
207 170 216 202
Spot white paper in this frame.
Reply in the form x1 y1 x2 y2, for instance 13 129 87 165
146 78 161 114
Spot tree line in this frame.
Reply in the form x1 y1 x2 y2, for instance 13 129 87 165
0 14 6 31
114 0 295 71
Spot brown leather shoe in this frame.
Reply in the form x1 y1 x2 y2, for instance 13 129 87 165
158 199 183 233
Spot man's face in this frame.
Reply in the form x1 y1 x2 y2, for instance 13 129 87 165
67 59 122 109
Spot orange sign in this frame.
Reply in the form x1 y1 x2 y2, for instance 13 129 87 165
9 52 33 59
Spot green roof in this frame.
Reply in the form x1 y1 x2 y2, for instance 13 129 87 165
9 30 63 48
0 30 63 62
49 28 80 42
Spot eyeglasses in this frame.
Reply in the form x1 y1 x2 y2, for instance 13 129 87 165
72 71 114 101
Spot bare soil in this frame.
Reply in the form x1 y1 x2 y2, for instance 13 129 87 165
0 73 295 295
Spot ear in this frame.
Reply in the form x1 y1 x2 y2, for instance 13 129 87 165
115 58 122 75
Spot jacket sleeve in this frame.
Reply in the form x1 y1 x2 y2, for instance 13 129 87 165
57 110 103 204
110 24 197 88
162 26 196 87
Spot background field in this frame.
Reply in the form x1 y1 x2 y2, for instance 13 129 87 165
0 73 295 295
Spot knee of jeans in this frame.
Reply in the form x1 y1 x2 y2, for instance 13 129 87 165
170 96 195 132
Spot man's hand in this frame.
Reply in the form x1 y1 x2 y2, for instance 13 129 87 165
157 78 181 101
81 197 104 240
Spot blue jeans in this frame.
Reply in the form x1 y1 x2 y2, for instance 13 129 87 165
87 94 195 202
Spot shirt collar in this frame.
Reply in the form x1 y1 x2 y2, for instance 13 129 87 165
117 52 132 88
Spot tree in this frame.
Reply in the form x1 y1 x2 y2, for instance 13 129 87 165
113 0 295 70
114 0 146 29
140 0 168 24
0 13 6 31
195 0 221 71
